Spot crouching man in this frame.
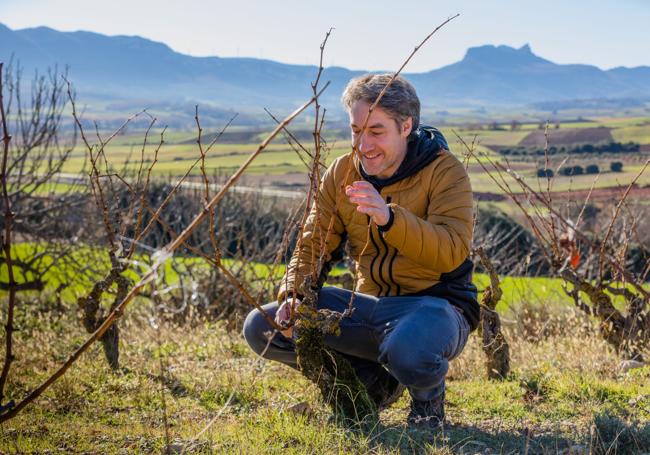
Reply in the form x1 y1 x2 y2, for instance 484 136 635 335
243 74 479 429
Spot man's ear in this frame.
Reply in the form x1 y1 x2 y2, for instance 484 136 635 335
401 117 413 138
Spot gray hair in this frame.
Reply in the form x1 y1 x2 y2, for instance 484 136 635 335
341 73 420 133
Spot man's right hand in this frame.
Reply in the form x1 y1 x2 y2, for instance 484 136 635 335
275 297 301 338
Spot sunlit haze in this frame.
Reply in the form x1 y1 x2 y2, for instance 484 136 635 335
1 0 648 72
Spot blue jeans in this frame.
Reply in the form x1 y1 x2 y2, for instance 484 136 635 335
242 286 470 402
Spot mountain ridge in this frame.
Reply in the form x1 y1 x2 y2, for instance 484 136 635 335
1 23 649 111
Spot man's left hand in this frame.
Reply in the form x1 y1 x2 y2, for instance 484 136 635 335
345 181 390 227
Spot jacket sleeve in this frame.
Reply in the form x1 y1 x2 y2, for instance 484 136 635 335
380 152 473 273
276 160 346 302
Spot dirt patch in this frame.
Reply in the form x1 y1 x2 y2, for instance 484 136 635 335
474 192 507 201
238 173 310 188
474 184 650 203
519 127 614 147
533 183 650 201
467 162 530 172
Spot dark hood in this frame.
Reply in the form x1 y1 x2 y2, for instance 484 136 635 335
358 126 449 189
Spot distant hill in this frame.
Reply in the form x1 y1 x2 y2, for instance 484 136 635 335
1 23 649 112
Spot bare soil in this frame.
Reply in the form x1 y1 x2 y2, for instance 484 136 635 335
533 183 650 201
519 127 614 147
238 173 310 188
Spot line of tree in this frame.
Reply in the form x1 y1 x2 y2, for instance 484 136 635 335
500 142 640 157
536 161 625 178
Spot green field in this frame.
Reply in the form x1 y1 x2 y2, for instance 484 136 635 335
612 124 650 144
3 242 641 317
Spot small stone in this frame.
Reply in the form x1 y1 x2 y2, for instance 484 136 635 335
619 360 646 373
287 401 313 417
167 443 184 454
559 445 588 455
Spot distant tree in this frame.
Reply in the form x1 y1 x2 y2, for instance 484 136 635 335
559 165 584 176
610 161 624 172
510 120 521 131
585 164 600 174
536 168 554 178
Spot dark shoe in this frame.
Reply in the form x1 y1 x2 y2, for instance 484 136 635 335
407 394 445 429
366 371 406 410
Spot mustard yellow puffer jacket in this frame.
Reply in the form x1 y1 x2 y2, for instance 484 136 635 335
278 147 474 311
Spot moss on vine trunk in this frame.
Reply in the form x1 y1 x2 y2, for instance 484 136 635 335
293 284 377 423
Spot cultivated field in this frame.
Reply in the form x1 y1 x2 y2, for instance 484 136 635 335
49 116 650 196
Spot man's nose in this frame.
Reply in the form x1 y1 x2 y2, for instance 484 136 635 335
358 134 374 153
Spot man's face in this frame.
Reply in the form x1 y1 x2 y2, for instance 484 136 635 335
349 100 411 179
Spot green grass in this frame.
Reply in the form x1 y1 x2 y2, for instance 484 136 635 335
611 125 650 144
4 241 642 321
588 116 650 129
1 305 648 454
10 181 84 195
443 128 531 147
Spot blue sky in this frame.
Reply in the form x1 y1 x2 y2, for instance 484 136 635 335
1 0 648 72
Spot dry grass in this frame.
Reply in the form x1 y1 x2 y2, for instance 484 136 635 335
1 298 648 454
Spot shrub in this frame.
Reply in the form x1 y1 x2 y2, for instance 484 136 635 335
536 168 554 178
560 165 584 176
585 164 600 174
474 205 549 276
610 161 624 172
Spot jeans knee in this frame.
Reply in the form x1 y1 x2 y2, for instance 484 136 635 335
380 340 448 389
242 308 268 356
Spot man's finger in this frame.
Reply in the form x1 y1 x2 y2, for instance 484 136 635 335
356 205 380 215
275 303 289 324
349 197 385 208
347 190 383 201
351 180 375 189
347 183 378 192
346 189 378 199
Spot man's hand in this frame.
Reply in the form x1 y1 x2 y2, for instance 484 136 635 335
275 297 301 338
345 181 390 227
